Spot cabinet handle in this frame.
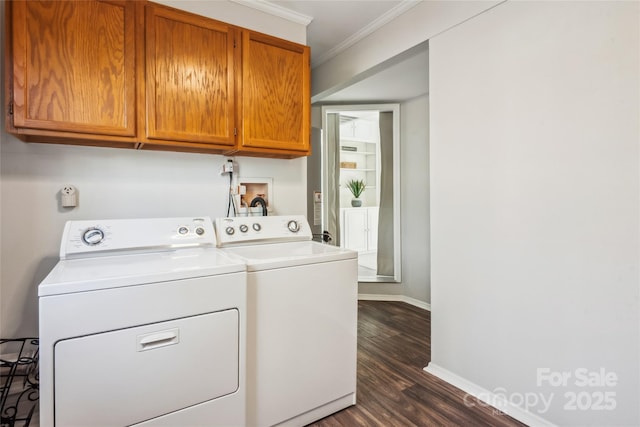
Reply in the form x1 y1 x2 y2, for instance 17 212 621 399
137 328 180 352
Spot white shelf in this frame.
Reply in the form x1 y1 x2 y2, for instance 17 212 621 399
339 116 379 210
340 138 377 144
341 150 376 156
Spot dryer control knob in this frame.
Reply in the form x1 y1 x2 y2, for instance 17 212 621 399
225 226 235 235
195 227 205 236
287 220 300 233
252 223 261 232
239 224 249 233
82 227 105 246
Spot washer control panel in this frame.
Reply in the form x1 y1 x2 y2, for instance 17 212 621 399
215 215 312 247
60 217 215 259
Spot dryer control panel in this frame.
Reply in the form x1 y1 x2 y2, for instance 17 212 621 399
60 217 216 259
215 215 312 247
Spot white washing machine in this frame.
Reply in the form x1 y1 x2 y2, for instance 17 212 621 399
38 217 247 427
214 215 358 427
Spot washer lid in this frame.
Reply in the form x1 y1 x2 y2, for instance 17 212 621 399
221 241 357 271
39 248 246 296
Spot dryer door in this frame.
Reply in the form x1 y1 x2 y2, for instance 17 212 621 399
54 309 239 426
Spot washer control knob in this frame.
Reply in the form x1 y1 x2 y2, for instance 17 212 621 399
287 220 300 233
252 223 261 232
239 224 249 233
82 227 105 246
195 227 205 236
178 226 189 235
225 226 235 235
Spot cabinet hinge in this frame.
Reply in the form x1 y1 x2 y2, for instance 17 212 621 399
233 39 236 48
8 102 13 115
234 128 237 136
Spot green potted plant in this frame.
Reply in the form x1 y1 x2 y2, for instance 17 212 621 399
346 179 366 207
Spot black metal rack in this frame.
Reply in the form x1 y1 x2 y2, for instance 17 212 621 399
0 339 39 427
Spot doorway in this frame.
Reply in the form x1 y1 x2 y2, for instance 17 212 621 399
321 104 401 283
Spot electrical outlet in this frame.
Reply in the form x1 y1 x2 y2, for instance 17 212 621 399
61 185 77 208
222 159 234 174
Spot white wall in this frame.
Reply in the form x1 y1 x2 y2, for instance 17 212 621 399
428 1 639 425
356 95 431 303
155 0 306 44
311 1 500 101
0 1 307 338
399 95 430 303
310 2 500 306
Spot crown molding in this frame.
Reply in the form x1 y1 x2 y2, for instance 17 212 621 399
312 0 421 68
229 0 313 26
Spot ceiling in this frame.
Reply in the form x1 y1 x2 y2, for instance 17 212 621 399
269 0 410 68
235 0 429 103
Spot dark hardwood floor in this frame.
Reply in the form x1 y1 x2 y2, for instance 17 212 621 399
307 301 527 427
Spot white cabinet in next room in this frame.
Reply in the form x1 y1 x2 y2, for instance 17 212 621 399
340 207 378 253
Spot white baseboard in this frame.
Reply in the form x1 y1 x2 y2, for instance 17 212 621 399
423 363 556 427
357 293 431 311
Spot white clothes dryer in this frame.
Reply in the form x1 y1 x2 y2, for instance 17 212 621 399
38 217 246 427
215 215 358 427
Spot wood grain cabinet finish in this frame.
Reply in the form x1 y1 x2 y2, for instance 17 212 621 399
238 31 311 158
5 0 311 158
5 0 138 147
142 3 237 152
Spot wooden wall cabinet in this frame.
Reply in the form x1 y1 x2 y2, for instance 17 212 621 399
5 0 138 148
236 31 311 158
141 3 237 153
5 0 311 158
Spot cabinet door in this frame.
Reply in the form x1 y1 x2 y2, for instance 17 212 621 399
8 0 136 138
343 209 368 252
144 4 236 148
240 31 310 157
